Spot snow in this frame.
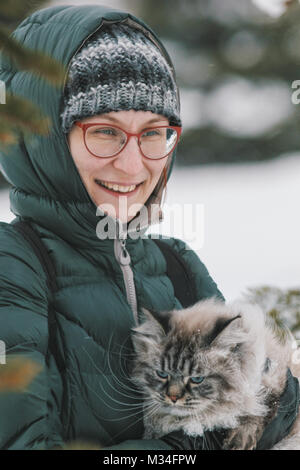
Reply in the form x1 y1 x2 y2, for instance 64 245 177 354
205 78 293 137
1 153 299 301
174 78 293 135
252 0 290 17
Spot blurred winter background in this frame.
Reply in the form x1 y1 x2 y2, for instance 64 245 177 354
0 0 299 311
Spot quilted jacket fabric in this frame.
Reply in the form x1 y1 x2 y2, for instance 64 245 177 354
0 5 223 449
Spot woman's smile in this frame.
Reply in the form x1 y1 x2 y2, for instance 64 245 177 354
95 179 144 196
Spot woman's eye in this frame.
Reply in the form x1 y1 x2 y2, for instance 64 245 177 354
190 376 205 384
156 370 168 379
142 129 161 138
93 127 116 135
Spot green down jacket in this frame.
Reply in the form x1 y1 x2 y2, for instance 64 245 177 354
0 5 224 450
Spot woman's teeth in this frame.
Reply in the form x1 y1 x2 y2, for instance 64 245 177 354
97 180 138 193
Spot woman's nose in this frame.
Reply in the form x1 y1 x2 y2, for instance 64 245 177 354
112 136 145 175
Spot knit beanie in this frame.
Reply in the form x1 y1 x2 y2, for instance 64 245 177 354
60 23 181 134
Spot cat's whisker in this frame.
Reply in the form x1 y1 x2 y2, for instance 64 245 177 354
82 340 145 403
144 403 163 420
106 333 137 356
110 402 161 443
65 384 142 429
81 346 149 411
105 333 146 396
109 340 146 394
84 379 145 412
100 406 145 422
104 369 145 401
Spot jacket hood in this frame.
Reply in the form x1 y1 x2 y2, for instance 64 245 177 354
0 4 180 247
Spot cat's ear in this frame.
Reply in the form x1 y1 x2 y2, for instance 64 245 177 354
131 308 170 355
204 314 242 348
142 308 172 335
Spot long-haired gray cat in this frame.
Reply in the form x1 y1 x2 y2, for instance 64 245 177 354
131 298 300 450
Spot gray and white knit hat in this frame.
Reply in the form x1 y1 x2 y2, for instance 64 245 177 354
60 23 181 134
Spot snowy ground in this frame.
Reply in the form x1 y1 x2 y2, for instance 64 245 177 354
1 153 299 301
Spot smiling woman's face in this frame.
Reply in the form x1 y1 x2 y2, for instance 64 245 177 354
67 110 169 222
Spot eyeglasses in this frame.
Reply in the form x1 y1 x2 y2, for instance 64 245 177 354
74 122 182 160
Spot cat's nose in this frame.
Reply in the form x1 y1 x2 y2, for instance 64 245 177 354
169 395 178 403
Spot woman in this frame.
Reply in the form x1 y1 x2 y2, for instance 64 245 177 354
0 4 297 450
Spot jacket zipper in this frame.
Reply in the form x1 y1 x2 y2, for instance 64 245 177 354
61 17 170 325
114 234 139 326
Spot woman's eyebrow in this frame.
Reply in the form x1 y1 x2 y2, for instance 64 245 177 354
98 114 167 125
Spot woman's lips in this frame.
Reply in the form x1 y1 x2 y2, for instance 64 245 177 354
95 179 142 197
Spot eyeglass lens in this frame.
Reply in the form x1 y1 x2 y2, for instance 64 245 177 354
85 126 178 158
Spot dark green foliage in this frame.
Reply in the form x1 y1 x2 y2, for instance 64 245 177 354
133 0 300 166
0 0 66 188
243 285 300 339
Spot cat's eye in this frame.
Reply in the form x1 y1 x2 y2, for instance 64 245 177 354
156 370 168 379
190 376 205 384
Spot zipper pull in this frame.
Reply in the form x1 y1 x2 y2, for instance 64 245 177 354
114 236 131 266
119 239 131 266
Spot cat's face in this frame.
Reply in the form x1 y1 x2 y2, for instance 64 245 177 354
133 331 237 416
131 301 252 416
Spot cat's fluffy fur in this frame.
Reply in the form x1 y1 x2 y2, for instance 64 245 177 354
131 298 300 450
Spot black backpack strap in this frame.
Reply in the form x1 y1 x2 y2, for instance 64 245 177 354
11 219 65 374
12 219 58 295
153 238 197 308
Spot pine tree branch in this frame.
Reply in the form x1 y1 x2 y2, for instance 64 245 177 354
0 25 66 86
0 0 49 23
0 120 18 146
0 4 65 146
0 356 42 392
0 92 51 136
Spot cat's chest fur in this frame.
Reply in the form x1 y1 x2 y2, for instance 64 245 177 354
143 405 241 439
143 409 204 439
